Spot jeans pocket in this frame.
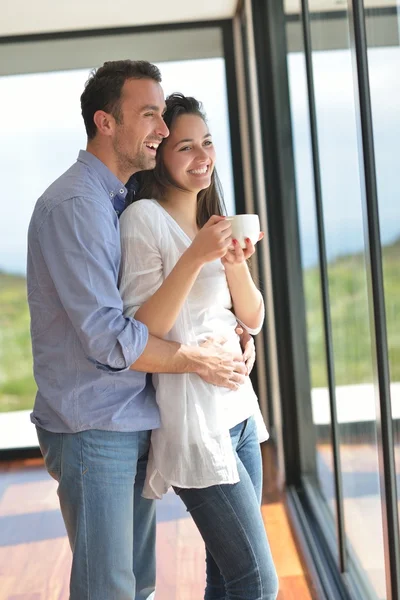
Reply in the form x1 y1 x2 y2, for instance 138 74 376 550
37 426 63 482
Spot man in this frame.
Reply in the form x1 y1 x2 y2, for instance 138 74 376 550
27 60 255 600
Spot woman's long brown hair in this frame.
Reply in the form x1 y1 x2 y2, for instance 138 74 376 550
132 93 226 228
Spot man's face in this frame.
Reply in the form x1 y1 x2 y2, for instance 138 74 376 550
112 78 169 174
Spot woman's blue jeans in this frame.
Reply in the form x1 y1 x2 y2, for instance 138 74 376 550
36 426 155 600
175 417 279 600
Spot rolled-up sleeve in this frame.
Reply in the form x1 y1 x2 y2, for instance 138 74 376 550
37 196 148 371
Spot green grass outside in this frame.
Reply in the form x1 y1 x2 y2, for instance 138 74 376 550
305 238 400 388
0 238 399 412
0 272 36 412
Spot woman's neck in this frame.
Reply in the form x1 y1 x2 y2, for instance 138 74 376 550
159 188 199 239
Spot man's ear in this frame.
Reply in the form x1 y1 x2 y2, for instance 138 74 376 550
93 110 115 137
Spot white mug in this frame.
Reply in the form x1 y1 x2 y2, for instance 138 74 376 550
226 214 261 249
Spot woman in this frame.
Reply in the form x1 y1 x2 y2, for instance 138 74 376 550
119 93 278 600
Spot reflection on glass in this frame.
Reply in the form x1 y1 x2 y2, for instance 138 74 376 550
0 58 234 450
287 51 338 551
310 9 387 598
366 8 400 550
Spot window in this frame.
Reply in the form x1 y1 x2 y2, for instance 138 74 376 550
0 54 234 451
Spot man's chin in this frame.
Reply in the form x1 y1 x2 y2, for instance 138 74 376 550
145 159 157 171
134 154 157 172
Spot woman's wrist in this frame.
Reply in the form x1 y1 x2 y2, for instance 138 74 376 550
184 245 206 270
223 260 249 275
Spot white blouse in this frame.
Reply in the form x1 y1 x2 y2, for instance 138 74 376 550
119 199 268 499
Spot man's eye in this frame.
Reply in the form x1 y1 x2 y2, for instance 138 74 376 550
204 140 213 146
144 112 154 117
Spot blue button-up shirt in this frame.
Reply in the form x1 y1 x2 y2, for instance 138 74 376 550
27 150 160 433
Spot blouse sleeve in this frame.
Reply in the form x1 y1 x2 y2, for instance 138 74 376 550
119 202 164 319
235 304 265 336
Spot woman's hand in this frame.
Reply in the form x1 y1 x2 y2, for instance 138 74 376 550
222 232 264 268
235 326 256 375
187 216 232 265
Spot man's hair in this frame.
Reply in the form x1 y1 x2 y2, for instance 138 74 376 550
81 60 162 139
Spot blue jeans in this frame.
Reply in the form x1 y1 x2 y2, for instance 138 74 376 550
175 417 279 600
36 426 155 600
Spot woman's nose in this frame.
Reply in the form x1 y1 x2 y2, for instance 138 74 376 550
196 148 209 162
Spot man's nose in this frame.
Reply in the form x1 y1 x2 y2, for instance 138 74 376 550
156 116 169 139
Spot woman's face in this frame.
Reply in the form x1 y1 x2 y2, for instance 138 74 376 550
162 113 216 194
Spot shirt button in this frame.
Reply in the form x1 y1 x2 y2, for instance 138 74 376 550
119 189 125 194
116 358 125 368
110 192 114 197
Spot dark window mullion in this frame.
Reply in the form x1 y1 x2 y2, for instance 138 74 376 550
238 12 275 423
348 2 400 598
300 0 347 573
221 21 246 215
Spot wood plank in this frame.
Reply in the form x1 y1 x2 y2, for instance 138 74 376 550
7 595 43 600
278 575 313 600
262 503 305 579
175 518 205 600
0 538 71 599
0 480 58 516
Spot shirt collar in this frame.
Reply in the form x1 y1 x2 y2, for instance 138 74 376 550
77 150 128 216
126 174 139 195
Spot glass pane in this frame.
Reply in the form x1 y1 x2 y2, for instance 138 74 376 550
286 32 338 552
310 7 387 598
0 69 88 451
366 3 400 546
286 3 393 597
0 57 234 450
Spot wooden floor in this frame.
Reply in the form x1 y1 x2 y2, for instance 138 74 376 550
0 445 314 600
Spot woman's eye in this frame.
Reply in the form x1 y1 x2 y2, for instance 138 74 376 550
179 146 191 152
204 140 213 147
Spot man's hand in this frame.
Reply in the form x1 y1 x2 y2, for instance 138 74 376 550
235 326 256 376
189 337 247 390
